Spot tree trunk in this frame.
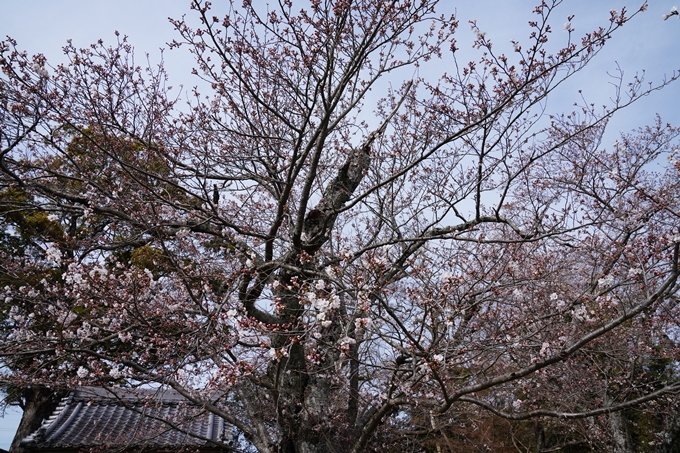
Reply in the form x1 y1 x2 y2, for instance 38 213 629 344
608 412 634 453
9 387 63 453
655 408 680 453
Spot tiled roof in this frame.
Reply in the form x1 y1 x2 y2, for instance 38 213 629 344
20 387 229 452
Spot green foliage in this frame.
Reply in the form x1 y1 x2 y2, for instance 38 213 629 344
130 244 169 277
0 188 64 254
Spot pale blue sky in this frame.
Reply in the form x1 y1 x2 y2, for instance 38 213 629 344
0 0 678 449
1 1 678 132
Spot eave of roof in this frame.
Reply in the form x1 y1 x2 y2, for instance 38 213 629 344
20 387 228 451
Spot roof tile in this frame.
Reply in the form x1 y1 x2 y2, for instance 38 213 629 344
21 388 228 451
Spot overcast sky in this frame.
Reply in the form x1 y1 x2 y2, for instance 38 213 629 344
1 0 678 449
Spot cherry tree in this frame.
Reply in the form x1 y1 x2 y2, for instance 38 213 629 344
2 1 680 452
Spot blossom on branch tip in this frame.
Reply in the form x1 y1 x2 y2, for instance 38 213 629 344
663 7 679 20
175 228 190 239
30 61 49 78
628 267 644 278
597 275 614 287
45 246 62 265
76 366 89 378
355 317 372 330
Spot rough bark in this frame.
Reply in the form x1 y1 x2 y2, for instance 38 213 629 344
273 143 372 453
9 388 63 453
608 412 634 453
655 409 680 453
265 93 412 452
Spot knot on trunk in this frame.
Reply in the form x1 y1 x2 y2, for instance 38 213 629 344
302 146 370 252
